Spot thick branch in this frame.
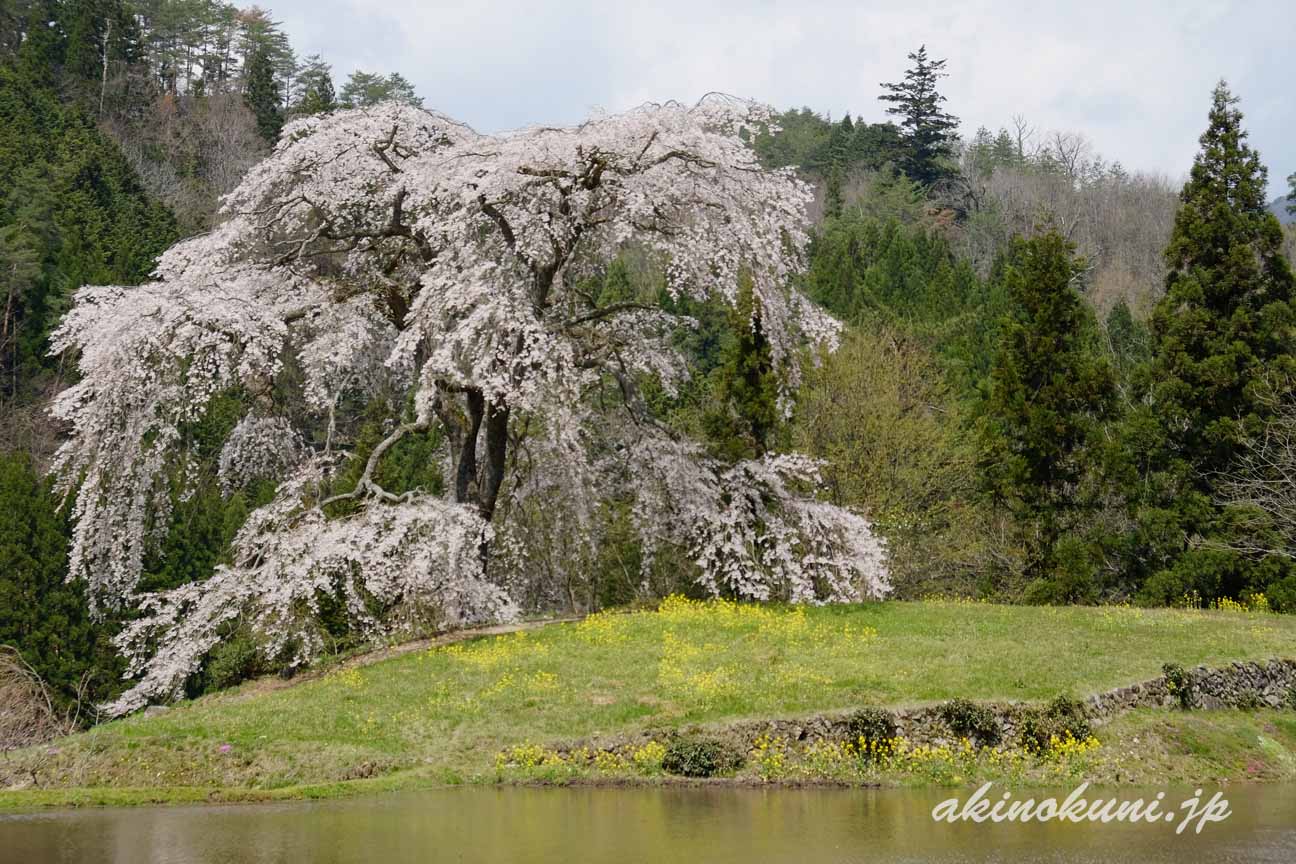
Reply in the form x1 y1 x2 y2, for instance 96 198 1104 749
318 420 427 509
478 197 517 250
563 301 658 328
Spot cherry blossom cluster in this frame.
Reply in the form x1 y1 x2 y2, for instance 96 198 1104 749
627 439 890 603
106 461 510 716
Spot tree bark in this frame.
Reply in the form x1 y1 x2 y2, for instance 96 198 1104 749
478 401 510 522
454 389 484 505
445 387 508 522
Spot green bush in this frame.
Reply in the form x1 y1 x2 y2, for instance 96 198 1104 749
844 707 898 758
1266 576 1296 614
1022 537 1103 605
1162 662 1194 710
199 629 265 694
1018 695 1092 753
661 737 744 778
938 698 1001 746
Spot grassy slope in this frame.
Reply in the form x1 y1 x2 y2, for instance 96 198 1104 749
4 599 1296 807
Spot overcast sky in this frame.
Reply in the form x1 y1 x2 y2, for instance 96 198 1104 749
270 0 1295 193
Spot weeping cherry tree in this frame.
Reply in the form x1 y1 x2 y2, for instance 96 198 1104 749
50 97 890 714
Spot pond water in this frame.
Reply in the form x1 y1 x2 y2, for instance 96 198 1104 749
2 784 1294 863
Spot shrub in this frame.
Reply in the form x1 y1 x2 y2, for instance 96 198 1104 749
845 707 898 758
1162 662 1194 710
1235 691 1263 712
938 698 1001 747
1022 537 1102 605
1267 576 1296 614
1019 695 1092 754
661 736 744 778
200 630 264 694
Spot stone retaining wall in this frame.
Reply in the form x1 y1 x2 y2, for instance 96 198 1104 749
1086 658 1296 714
575 658 1296 755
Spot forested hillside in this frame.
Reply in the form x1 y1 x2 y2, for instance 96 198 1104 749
2 9 1296 730
0 0 424 715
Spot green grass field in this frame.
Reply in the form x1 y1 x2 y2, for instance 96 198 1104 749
4 598 1296 808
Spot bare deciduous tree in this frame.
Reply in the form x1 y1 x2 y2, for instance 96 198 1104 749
1218 390 1296 560
1011 114 1037 161
959 147 1177 315
103 92 268 233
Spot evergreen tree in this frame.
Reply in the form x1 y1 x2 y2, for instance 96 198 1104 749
965 125 996 178
827 113 854 165
978 231 1115 588
60 0 136 111
850 120 903 170
62 0 105 84
820 115 856 218
0 452 107 712
0 220 43 393
16 0 63 88
878 45 960 188
244 45 282 143
1104 298 1150 376
338 69 422 108
991 128 1018 168
1132 82 1296 604
292 53 335 115
703 273 780 461
823 164 845 220
383 72 419 106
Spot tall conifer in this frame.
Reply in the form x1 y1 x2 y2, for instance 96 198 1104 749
244 46 283 143
979 231 1114 584
878 46 959 188
1135 82 1296 602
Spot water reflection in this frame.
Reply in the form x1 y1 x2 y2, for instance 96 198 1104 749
2 784 1293 863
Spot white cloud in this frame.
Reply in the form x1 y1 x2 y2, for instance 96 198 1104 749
269 0 1295 186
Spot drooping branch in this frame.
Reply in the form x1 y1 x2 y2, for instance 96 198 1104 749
478 197 517 250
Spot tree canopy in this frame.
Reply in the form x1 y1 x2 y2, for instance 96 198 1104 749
338 70 421 108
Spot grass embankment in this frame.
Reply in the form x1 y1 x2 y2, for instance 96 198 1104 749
4 598 1296 808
